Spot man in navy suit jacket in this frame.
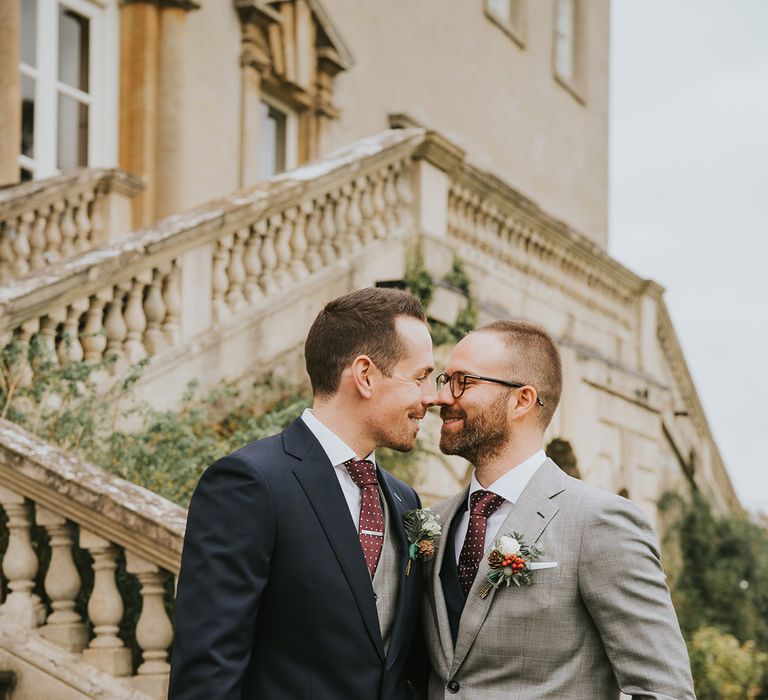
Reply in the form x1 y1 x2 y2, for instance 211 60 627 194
169 287 436 699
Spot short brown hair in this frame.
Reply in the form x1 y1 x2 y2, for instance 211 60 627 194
478 320 562 428
305 287 426 397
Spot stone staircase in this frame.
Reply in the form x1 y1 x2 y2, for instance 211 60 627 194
0 126 741 697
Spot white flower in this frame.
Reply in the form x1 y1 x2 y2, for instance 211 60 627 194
422 512 442 536
498 535 521 556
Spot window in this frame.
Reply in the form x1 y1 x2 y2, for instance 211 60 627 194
485 0 525 47
553 0 584 100
19 0 118 180
258 95 297 180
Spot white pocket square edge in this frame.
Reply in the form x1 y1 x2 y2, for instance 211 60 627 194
529 561 558 570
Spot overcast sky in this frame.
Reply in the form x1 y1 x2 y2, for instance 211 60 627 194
609 1 768 514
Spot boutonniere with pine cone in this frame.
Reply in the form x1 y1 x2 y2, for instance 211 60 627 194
402 508 441 575
479 531 544 598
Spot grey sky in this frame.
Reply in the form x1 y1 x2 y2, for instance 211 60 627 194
609 1 768 513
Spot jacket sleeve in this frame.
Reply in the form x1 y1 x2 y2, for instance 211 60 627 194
168 455 276 700
578 496 696 700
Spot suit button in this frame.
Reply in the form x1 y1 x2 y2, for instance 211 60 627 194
447 680 460 693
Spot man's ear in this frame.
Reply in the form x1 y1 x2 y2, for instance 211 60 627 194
510 386 538 421
350 355 375 399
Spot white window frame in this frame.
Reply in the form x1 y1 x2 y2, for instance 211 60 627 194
484 0 526 49
18 0 118 179
260 92 298 178
552 0 585 103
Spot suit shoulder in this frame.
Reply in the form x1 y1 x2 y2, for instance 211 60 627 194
559 476 650 525
204 431 290 480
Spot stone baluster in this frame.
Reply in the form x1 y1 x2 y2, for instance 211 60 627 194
394 161 414 231
287 206 309 280
29 207 49 270
143 268 168 355
319 194 337 265
16 318 40 387
80 530 133 676
161 262 181 346
242 225 264 304
303 201 323 273
0 221 14 282
212 235 233 322
59 197 78 257
383 165 399 235
44 200 64 262
0 487 45 627
105 284 129 370
58 298 89 363
359 176 376 244
226 230 247 312
333 185 350 255
38 309 66 363
258 219 278 295
36 508 88 652
11 212 32 277
74 190 94 253
90 186 105 245
125 551 173 699
124 272 151 363
345 180 364 251
273 213 293 288
81 291 110 362
370 171 387 240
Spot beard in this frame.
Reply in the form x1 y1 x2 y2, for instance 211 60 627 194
439 393 509 465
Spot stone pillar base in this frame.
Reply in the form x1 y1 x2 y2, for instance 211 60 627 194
131 673 169 700
40 622 89 652
82 646 133 677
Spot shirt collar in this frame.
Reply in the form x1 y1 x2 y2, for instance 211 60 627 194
468 449 547 506
301 408 376 467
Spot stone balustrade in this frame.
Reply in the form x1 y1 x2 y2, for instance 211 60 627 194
0 169 143 284
0 418 184 699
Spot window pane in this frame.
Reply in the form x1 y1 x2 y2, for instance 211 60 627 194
555 0 575 81
21 75 35 158
259 101 287 179
57 93 88 170
20 168 34 182
488 0 511 23
21 0 37 67
59 7 90 92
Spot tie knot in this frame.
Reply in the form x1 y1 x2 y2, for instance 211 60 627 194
345 459 378 487
470 489 505 517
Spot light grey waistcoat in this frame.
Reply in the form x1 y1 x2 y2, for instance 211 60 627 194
372 489 400 653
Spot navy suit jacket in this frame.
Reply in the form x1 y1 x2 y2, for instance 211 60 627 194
169 417 427 699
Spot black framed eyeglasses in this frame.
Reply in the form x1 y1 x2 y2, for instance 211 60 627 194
435 371 544 406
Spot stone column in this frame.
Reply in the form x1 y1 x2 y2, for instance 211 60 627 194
0 0 21 186
119 1 160 228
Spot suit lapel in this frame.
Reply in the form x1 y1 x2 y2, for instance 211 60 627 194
450 460 564 677
287 420 386 662
430 491 466 675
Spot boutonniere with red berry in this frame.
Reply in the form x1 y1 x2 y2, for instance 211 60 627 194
403 508 441 576
479 531 544 598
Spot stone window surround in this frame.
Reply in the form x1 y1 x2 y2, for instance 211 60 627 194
552 0 586 104
484 0 526 49
18 0 119 180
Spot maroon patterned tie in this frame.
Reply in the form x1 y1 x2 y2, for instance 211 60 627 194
457 490 505 595
345 459 385 578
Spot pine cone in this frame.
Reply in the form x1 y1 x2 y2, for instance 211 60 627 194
418 540 436 559
488 550 504 568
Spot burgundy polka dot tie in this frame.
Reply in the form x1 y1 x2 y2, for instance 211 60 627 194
457 490 505 595
345 459 385 578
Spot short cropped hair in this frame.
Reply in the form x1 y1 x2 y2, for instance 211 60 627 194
479 320 563 428
305 287 426 397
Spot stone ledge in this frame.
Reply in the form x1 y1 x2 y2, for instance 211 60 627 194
0 420 185 573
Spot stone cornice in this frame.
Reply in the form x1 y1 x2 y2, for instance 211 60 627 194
0 419 185 572
120 0 200 11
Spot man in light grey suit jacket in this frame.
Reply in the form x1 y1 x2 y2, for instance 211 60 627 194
423 320 695 699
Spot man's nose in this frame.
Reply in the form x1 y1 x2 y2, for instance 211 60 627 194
435 381 455 406
421 382 438 406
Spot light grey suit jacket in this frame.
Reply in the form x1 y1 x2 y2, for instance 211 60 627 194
423 459 695 699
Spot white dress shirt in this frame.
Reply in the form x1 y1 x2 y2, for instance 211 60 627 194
300 408 376 531
454 449 547 564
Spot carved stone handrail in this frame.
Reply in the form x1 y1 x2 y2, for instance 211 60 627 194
0 168 143 284
0 418 183 697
